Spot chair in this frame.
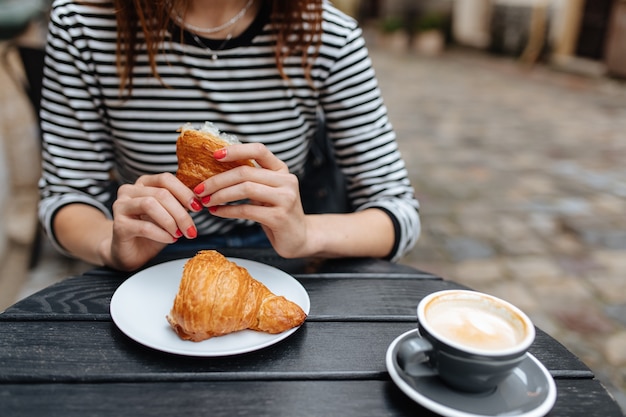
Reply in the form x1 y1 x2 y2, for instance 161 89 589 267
300 112 350 215
13 45 45 118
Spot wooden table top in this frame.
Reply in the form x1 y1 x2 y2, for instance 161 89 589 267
1 248 623 417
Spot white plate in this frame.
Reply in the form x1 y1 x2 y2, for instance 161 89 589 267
110 257 310 356
386 329 557 417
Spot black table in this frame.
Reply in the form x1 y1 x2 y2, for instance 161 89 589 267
1 248 624 417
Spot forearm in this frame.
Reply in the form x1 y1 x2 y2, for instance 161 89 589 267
305 208 395 259
53 204 113 266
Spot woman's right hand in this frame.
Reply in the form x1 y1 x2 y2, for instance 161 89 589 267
106 173 201 270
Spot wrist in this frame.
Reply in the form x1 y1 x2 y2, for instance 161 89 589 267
96 236 113 267
302 214 327 257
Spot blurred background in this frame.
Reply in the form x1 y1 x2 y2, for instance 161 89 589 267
1 0 625 412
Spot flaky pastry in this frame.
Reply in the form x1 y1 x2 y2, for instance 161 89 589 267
175 122 254 189
166 250 307 342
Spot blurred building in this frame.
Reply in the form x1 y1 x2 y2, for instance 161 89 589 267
452 0 626 78
344 0 626 78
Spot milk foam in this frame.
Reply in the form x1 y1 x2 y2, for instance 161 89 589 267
425 300 523 351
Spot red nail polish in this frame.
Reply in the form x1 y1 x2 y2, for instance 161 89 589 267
193 183 204 194
190 198 202 211
214 148 227 159
209 206 218 214
201 195 211 205
186 226 197 239
175 229 183 238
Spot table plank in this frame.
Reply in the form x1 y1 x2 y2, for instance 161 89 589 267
149 248 438 277
0 321 591 382
0 274 124 319
0 276 455 320
1 379 622 417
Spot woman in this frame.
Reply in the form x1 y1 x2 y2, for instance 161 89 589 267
39 0 421 270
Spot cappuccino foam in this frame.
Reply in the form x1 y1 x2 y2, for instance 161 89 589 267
425 299 524 351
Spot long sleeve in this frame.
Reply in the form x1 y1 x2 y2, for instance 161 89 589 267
38 1 116 256
316 9 420 260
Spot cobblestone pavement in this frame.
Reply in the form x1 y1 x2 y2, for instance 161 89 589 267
370 45 626 410
8 43 626 412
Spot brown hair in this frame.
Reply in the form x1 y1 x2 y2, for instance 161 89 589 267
113 0 323 92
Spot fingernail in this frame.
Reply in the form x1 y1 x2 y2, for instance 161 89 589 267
186 226 197 239
190 198 202 212
209 206 218 214
174 229 183 238
201 195 211 205
193 183 204 194
214 148 227 159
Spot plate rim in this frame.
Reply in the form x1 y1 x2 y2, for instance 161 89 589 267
110 256 310 357
385 329 557 417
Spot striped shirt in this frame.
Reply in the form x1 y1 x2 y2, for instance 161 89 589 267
39 0 421 261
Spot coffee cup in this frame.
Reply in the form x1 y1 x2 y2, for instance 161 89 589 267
396 289 535 393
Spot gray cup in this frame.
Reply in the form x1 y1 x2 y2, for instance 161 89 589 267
397 290 535 393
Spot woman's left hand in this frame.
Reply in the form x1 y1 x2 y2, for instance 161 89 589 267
193 143 311 258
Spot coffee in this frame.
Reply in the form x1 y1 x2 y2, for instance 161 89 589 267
425 295 526 352
400 290 535 393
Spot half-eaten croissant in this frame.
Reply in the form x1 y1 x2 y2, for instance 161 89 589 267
166 250 307 342
176 122 255 189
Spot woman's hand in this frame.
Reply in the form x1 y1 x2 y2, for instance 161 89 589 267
107 173 202 270
193 143 311 258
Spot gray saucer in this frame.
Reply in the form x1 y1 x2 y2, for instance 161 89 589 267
386 330 557 417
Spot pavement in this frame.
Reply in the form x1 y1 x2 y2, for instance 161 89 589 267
4 40 626 411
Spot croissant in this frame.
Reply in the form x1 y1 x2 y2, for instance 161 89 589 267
176 122 255 189
166 250 307 342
